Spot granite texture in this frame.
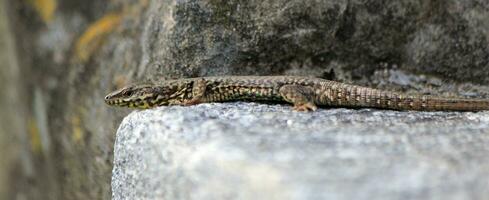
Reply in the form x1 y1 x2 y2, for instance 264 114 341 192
113 103 489 200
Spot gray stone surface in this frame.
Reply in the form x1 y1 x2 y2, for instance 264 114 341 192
112 103 489 200
130 0 489 83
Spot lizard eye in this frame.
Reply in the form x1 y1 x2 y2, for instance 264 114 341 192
124 90 133 96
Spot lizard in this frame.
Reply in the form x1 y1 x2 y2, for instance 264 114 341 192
104 76 489 112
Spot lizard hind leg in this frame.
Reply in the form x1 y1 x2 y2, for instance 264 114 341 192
279 85 318 112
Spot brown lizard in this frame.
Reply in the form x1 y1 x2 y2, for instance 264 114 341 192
104 76 489 111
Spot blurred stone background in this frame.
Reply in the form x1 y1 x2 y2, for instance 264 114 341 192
0 0 488 199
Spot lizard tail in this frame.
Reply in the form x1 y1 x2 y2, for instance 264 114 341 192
357 89 489 111
393 95 489 111
321 83 489 111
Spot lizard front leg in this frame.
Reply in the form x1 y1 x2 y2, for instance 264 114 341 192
183 78 207 106
279 85 318 111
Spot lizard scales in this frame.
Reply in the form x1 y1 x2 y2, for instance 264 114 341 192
105 76 489 111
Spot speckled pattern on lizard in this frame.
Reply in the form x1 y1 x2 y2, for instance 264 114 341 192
105 76 489 111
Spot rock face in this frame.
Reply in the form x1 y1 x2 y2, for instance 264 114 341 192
4 0 489 198
136 0 489 82
113 103 489 200
0 0 23 198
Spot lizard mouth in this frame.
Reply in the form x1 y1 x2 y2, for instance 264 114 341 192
103 91 128 106
104 90 168 108
105 97 161 109
104 95 132 107
105 99 129 107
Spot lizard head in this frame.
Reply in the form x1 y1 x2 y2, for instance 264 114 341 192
105 84 179 109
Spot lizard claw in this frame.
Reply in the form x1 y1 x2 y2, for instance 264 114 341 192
293 103 318 112
183 98 201 106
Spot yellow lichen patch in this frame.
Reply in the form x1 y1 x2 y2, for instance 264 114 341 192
71 116 84 144
27 0 57 24
74 12 122 62
28 118 43 154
